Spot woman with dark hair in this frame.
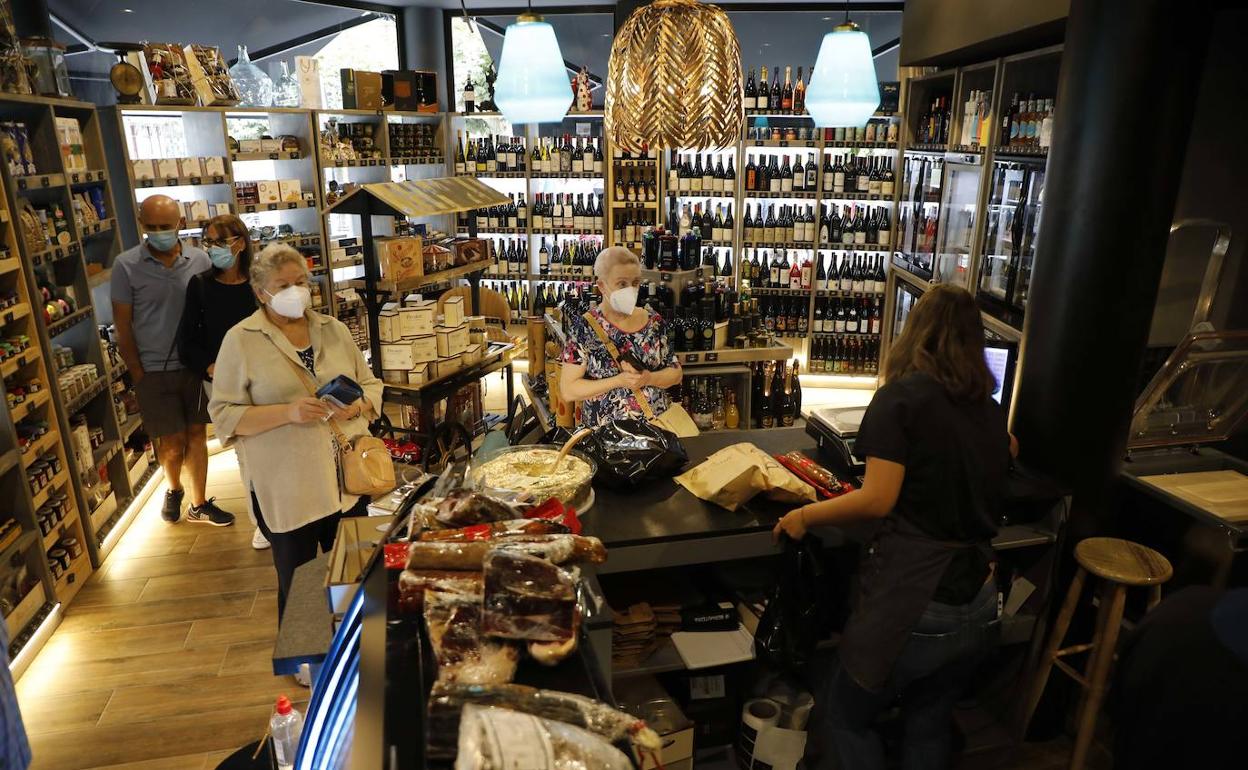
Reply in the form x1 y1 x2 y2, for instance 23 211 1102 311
775 284 1016 770
178 214 261 540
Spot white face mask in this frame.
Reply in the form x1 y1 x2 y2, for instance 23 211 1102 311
608 285 638 315
265 285 311 319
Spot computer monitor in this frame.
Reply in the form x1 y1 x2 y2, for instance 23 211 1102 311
984 340 1018 410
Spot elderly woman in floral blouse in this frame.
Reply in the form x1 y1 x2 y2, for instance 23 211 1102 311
560 247 682 427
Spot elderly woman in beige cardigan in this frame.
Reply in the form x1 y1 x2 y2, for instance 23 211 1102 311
209 244 382 624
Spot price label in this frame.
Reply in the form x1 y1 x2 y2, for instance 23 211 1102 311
684 353 700 364
41 176 50 188
705 352 719 362
269 152 280 160
190 177 202 185
165 177 178 186
287 202 298 210
660 272 673 283
16 178 26 190
4 311 13 323
70 173 80 183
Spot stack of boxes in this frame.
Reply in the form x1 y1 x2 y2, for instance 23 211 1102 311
329 236 364 269
232 179 312 207
235 137 299 156
379 295 470 386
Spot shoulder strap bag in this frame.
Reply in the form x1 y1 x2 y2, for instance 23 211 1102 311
281 350 396 497
580 311 700 438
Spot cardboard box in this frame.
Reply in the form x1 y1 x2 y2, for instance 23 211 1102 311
402 293 424 307
378 305 401 343
382 368 407 385
466 315 488 332
435 323 469 358
178 156 203 178
239 139 262 153
443 295 465 327
261 138 283 153
326 517 384 616
203 156 226 176
278 179 303 202
188 200 211 221
614 678 694 770
156 158 180 179
461 342 482 366
385 70 420 111
451 238 489 267
376 237 424 284
257 180 281 203
380 335 438 369
433 355 461 380
213 202 232 216
400 302 435 337
132 159 155 180
408 362 428 386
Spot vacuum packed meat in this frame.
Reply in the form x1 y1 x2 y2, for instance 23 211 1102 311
435 489 528 527
482 549 578 642
528 607 581 665
427 682 661 760
407 535 607 571
424 589 518 684
454 705 633 770
397 570 484 613
420 518 571 542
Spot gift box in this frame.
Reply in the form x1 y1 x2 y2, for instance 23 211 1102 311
376 237 423 284
400 302 436 337
143 43 196 105
156 158 180 179
442 295 465 327
257 180 281 204
183 45 239 106
177 157 203 178
131 159 155 180
435 323 468 358
202 156 226 177
278 179 303 202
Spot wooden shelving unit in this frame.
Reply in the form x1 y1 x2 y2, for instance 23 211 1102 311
0 94 159 627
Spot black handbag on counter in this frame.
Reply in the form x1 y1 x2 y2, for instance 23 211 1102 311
556 419 689 489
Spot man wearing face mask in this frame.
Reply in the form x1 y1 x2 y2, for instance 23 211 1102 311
112 195 234 526
560 247 683 427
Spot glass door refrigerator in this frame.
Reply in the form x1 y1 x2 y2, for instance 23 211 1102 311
932 153 985 286
976 157 1046 328
894 152 943 280
889 277 924 346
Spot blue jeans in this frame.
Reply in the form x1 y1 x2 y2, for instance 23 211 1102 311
814 578 998 770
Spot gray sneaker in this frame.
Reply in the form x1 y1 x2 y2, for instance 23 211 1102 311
186 498 236 527
162 489 184 523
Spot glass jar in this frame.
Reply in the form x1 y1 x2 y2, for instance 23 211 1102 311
20 37 71 97
229 45 273 107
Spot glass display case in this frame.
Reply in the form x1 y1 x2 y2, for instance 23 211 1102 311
894 152 943 279
890 276 924 345
977 157 1046 328
933 154 984 286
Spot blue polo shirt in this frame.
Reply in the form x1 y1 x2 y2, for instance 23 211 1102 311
111 240 211 372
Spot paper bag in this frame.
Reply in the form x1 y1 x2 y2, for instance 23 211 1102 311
675 443 817 511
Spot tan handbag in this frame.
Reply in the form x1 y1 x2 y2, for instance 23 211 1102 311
581 312 700 438
283 353 395 497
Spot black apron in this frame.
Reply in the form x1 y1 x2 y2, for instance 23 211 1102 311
838 515 992 691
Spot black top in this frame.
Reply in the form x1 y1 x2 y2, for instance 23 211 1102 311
177 269 258 380
854 372 1010 603
297 346 315 375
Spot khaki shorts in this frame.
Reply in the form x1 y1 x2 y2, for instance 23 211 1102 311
135 369 210 438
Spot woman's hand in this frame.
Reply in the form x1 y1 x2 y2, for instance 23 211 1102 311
772 506 808 543
287 397 331 424
206 363 215 378
326 400 362 422
614 369 644 390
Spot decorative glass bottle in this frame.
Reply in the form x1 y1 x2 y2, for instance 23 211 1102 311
228 45 273 107
273 60 300 107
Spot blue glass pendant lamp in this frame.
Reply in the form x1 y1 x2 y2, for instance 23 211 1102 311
494 2 571 125
805 2 880 128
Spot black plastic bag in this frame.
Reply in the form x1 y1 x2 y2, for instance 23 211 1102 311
755 534 831 673
572 419 688 489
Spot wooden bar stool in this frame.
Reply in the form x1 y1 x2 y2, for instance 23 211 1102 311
1020 537 1173 770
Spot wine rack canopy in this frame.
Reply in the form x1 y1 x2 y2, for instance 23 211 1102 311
324 176 509 218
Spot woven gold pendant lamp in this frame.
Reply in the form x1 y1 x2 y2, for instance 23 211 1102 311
605 0 743 152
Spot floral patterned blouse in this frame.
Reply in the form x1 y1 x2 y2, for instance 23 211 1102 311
561 306 679 428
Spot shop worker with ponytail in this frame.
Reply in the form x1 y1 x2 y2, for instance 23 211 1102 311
112 194 235 527
209 244 381 623
177 213 264 546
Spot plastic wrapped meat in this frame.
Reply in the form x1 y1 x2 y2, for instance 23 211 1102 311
397 570 484 613
482 549 578 643
435 489 527 528
407 535 607 571
427 682 662 761
420 519 571 542
424 589 518 685
528 608 581 666
454 705 633 770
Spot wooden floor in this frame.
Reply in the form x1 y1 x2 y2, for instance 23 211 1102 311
15 449 303 770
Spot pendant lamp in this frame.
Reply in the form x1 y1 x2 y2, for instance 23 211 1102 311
606 0 742 152
494 6 571 124
805 4 880 128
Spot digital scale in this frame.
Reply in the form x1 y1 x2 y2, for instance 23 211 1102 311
806 405 868 481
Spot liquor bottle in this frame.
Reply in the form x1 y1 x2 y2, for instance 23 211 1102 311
744 67 757 112
770 68 782 114
781 66 794 111
463 79 475 113
725 389 740 429
702 155 714 191
770 362 789 425
794 66 806 114
757 67 770 111
454 131 467 175
787 253 802 290
760 365 776 429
